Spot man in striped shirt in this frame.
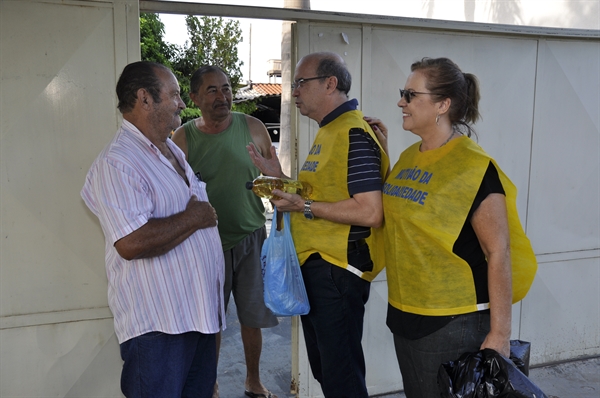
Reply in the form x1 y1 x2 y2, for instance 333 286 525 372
248 52 389 398
81 61 225 398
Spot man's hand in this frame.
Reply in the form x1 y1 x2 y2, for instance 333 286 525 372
186 195 218 229
115 195 219 260
270 189 383 228
247 142 286 178
270 190 304 212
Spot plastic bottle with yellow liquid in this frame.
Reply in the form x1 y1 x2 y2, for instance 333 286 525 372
246 176 312 200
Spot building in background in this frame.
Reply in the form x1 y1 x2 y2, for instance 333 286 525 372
234 81 282 143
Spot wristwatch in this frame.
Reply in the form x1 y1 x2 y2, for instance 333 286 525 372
304 200 314 220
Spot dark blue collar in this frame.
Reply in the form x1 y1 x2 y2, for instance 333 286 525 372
319 98 359 127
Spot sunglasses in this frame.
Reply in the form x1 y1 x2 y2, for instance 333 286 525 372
399 89 435 103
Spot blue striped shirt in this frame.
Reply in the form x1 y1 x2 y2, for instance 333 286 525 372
321 99 382 240
348 128 383 195
81 120 225 343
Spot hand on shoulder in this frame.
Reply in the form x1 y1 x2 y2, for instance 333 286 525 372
363 116 389 155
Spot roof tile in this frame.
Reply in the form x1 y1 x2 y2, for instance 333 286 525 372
234 83 281 102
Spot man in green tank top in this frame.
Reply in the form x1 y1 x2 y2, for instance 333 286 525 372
172 66 278 398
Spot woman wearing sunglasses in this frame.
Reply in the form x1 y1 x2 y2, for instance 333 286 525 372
365 57 537 398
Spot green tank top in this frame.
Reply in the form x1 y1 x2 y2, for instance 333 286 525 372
183 112 266 251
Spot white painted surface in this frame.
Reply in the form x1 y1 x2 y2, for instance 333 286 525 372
528 39 600 254
1 0 138 396
293 20 599 397
522 254 600 363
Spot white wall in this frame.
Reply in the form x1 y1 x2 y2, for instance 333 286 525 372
311 0 600 30
293 20 600 397
161 0 600 31
160 0 599 84
523 38 600 363
0 0 139 396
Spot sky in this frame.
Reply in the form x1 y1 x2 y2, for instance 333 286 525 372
160 0 415 84
159 0 599 84
161 14 284 84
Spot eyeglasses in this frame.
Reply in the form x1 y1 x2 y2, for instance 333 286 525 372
291 76 331 90
399 89 434 103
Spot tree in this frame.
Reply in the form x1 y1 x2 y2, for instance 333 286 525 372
139 13 177 67
139 13 255 122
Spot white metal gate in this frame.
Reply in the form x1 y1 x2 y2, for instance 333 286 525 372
292 20 600 397
1 0 139 396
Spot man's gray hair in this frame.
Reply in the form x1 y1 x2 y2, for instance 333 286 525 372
314 52 352 95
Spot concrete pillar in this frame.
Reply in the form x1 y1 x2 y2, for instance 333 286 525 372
280 0 310 177
283 0 310 9
280 4 310 391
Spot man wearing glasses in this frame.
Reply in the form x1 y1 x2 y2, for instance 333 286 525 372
248 52 389 398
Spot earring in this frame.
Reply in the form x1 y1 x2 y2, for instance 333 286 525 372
435 114 440 125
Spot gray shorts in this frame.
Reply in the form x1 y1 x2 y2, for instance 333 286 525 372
223 226 279 329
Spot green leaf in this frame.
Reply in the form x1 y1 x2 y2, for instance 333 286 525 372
140 13 245 110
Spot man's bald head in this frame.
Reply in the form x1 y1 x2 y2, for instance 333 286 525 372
299 52 352 96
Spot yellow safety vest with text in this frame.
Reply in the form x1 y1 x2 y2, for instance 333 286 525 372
290 110 389 282
383 136 537 315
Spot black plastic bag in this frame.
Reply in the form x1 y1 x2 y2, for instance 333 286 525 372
438 348 548 398
509 340 531 376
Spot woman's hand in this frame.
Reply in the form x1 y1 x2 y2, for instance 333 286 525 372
247 142 285 178
364 116 389 155
480 331 510 358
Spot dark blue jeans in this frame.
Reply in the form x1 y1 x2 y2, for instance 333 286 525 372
393 312 490 398
300 244 372 398
120 331 217 398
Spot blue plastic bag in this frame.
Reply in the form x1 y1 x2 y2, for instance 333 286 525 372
261 207 310 316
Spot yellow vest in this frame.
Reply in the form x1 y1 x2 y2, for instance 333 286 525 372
291 110 390 281
383 136 537 315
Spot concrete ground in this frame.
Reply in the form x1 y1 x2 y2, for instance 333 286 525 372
217 300 599 398
216 214 599 397
217 302 294 398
